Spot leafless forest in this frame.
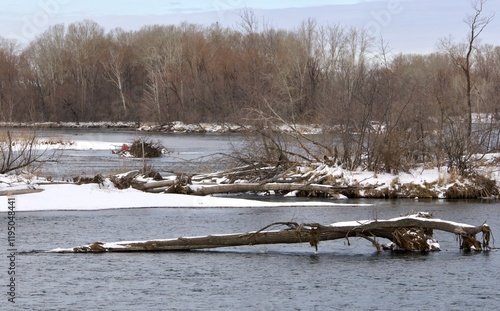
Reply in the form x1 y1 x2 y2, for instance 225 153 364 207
0 4 499 174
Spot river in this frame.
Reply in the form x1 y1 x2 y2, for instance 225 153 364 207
1 200 499 310
8 127 243 178
1 129 500 310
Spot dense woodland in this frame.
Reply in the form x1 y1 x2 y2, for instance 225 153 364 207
1 5 500 175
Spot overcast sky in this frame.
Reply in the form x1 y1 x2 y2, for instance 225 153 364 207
1 0 499 54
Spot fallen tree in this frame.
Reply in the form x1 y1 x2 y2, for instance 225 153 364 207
186 182 371 199
108 164 375 197
49 212 492 254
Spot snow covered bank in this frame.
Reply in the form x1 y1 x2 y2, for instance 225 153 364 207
1 151 499 212
293 161 500 199
0 176 366 212
0 121 248 133
0 120 326 134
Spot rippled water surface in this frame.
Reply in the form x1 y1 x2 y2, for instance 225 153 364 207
3 129 500 310
2 200 500 310
9 127 241 178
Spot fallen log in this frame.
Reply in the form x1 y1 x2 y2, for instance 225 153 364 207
191 163 271 182
187 182 371 198
0 188 44 196
132 179 175 192
48 212 492 254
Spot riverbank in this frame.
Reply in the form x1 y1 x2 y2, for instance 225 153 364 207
1 152 499 212
0 121 248 133
1 122 499 204
0 173 371 212
169 159 500 200
0 120 326 134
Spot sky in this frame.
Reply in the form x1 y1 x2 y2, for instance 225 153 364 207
0 0 499 54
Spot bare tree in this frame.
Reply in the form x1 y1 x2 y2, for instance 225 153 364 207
0 38 22 122
0 131 55 174
440 0 494 139
24 24 67 121
437 0 495 174
102 29 130 115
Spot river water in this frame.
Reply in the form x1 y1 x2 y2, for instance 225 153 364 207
8 127 243 178
1 129 500 310
1 199 498 310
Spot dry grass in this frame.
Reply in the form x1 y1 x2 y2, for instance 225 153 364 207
400 183 438 198
444 174 498 199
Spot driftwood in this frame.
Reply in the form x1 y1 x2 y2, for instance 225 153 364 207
50 212 492 254
133 180 175 192
191 163 273 182
108 162 377 197
187 182 370 198
0 188 44 196
131 180 372 197
124 173 373 197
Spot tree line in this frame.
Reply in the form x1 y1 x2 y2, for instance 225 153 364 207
0 3 499 174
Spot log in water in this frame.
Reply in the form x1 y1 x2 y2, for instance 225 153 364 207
49 212 491 254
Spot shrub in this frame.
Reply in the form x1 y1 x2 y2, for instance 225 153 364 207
0 131 56 174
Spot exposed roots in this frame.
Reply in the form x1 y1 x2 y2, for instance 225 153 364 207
392 227 437 252
459 224 492 251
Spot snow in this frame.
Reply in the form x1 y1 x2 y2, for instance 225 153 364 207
0 178 367 212
328 214 475 229
2 122 500 211
427 239 441 251
1 134 370 212
35 138 122 151
329 220 373 227
0 121 248 134
0 152 498 212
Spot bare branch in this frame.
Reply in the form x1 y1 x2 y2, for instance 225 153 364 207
0 131 56 174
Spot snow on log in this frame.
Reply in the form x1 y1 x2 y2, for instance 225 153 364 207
48 212 492 254
133 180 175 193
188 182 348 198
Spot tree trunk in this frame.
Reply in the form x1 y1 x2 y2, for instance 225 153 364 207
52 213 491 253
187 182 353 198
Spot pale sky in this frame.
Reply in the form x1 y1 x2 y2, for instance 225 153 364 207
0 0 364 17
1 0 499 54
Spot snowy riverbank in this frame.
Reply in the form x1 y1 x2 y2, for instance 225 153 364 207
1 153 499 212
0 175 369 212
0 120 325 134
0 121 247 133
1 122 499 210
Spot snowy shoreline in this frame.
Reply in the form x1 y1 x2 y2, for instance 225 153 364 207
0 177 370 212
0 120 327 134
1 121 499 211
1 156 499 212
0 121 249 133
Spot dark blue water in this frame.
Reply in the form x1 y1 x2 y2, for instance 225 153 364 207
1 199 499 310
